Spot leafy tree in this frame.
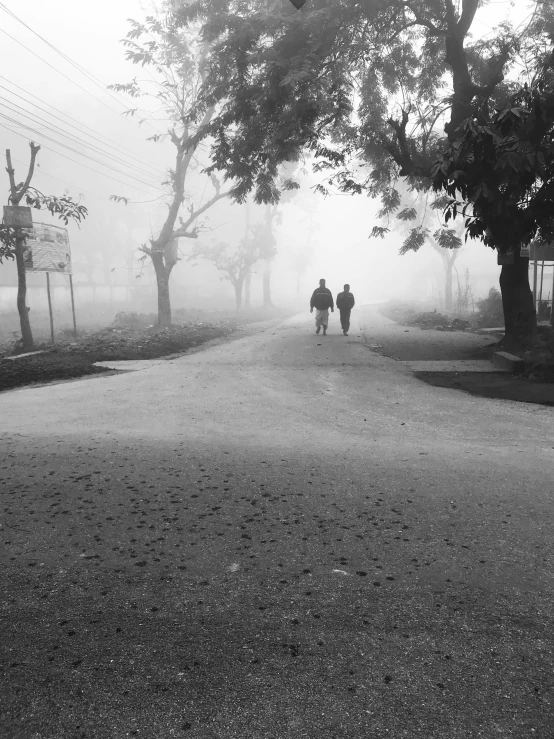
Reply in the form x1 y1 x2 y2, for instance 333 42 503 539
433 49 554 344
172 0 554 345
109 9 235 327
389 187 462 311
188 237 263 309
258 164 303 306
2 143 87 350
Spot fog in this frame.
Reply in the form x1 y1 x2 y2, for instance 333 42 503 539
0 0 523 340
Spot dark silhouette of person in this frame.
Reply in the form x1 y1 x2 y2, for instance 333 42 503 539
310 278 334 335
336 284 355 335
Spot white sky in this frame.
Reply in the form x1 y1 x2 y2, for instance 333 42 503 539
0 0 538 308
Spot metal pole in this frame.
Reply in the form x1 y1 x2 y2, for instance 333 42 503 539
69 273 77 337
550 262 554 326
533 252 538 309
539 259 545 320
46 272 55 344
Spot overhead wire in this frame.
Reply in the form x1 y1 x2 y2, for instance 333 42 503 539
11 155 167 210
0 103 159 190
0 122 160 196
0 77 167 180
0 1 166 136
0 92 163 184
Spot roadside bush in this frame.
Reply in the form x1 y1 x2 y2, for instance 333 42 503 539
475 288 504 328
113 312 157 329
378 301 419 324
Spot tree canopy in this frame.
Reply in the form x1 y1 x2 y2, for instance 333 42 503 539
170 0 554 344
172 0 554 226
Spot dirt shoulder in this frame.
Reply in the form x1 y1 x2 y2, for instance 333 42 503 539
0 310 293 394
360 304 554 406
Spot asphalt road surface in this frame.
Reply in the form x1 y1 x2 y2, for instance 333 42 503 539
1 308 553 739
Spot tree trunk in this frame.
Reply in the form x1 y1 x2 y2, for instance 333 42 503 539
263 259 272 308
244 271 251 309
499 252 537 347
444 262 453 313
152 252 171 327
15 235 33 350
234 281 243 310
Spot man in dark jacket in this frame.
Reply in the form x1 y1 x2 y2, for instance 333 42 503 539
336 284 355 335
310 278 334 335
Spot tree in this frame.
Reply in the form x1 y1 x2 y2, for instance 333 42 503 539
260 205 279 307
391 187 462 312
2 143 87 350
173 0 554 345
188 237 263 309
257 164 301 306
433 50 554 345
109 10 235 327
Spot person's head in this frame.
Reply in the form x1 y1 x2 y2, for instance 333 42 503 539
319 279 326 287
344 283 350 291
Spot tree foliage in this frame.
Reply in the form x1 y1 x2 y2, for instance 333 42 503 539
109 6 237 325
170 0 554 342
433 50 554 251
188 236 263 307
171 0 554 216
1 149 87 264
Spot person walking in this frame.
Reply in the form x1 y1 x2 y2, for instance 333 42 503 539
310 278 334 335
336 283 355 336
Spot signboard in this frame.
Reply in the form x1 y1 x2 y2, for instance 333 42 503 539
3 205 33 228
497 249 515 265
530 241 554 262
520 244 531 258
22 222 72 274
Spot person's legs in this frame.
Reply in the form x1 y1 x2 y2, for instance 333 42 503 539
344 309 351 334
321 309 329 335
340 309 350 334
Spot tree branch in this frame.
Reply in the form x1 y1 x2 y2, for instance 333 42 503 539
5 149 17 201
402 2 445 36
17 142 41 203
457 0 479 39
171 188 234 239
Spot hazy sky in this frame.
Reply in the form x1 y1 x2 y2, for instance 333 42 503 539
0 0 534 306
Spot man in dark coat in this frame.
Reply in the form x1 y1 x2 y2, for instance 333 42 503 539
310 278 334 335
336 283 355 335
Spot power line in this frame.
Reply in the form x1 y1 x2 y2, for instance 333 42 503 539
11 155 167 208
0 77 167 180
0 92 163 185
0 104 159 190
0 122 160 196
0 27 140 124
0 1 166 136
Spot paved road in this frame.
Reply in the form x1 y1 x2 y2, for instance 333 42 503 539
1 308 553 738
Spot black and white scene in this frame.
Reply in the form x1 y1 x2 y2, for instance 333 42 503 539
1 0 554 737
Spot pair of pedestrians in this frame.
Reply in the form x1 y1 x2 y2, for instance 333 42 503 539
310 279 355 336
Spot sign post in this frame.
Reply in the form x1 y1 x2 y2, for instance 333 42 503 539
46 273 55 343
22 221 77 338
69 274 77 337
532 252 538 308
3 205 33 228
551 266 554 327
